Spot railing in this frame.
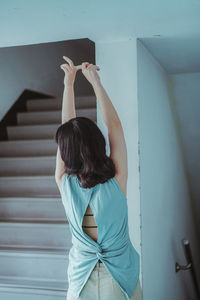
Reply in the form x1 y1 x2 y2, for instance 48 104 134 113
175 238 200 299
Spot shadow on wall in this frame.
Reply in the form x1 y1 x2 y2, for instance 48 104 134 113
0 38 95 122
0 89 54 140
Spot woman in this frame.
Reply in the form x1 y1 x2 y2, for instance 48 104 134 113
55 56 142 300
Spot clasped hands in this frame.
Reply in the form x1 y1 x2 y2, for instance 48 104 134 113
60 56 100 87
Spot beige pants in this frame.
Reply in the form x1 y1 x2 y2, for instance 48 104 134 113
67 261 143 300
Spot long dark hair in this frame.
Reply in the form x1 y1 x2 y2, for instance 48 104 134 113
55 117 116 188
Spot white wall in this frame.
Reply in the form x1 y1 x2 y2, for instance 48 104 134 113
137 39 198 300
1 0 200 50
171 72 200 230
0 39 94 121
95 38 142 284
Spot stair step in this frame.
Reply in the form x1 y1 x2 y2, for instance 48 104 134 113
0 96 95 300
7 121 97 140
6 124 63 140
0 247 69 281
0 197 67 222
0 279 66 300
17 107 97 125
0 221 72 249
0 175 61 197
0 156 56 176
0 139 56 157
26 96 96 111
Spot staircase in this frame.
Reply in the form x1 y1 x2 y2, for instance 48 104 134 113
0 96 97 300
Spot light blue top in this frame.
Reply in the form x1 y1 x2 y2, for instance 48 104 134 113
61 173 140 300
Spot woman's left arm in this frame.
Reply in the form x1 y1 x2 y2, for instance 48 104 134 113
55 56 77 190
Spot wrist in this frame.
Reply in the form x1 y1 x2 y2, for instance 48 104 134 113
64 83 74 89
92 80 101 89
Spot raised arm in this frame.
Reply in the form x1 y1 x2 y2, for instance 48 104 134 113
55 56 77 192
81 64 128 196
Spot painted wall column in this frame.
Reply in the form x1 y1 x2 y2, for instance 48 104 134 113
95 38 142 284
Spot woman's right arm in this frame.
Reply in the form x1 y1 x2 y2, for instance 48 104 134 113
81 62 128 196
92 81 121 128
92 81 128 197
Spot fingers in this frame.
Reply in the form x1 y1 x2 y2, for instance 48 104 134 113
81 62 90 70
63 56 74 68
61 58 100 72
75 64 89 71
60 63 70 72
87 64 100 71
81 62 100 71
87 64 93 70
75 65 82 71
75 63 89 70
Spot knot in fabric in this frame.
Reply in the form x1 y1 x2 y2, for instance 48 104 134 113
96 244 103 253
96 251 103 259
95 244 104 259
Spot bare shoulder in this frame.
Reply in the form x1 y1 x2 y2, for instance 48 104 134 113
114 173 128 198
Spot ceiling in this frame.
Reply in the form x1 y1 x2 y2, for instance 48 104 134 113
0 0 200 73
139 36 200 74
